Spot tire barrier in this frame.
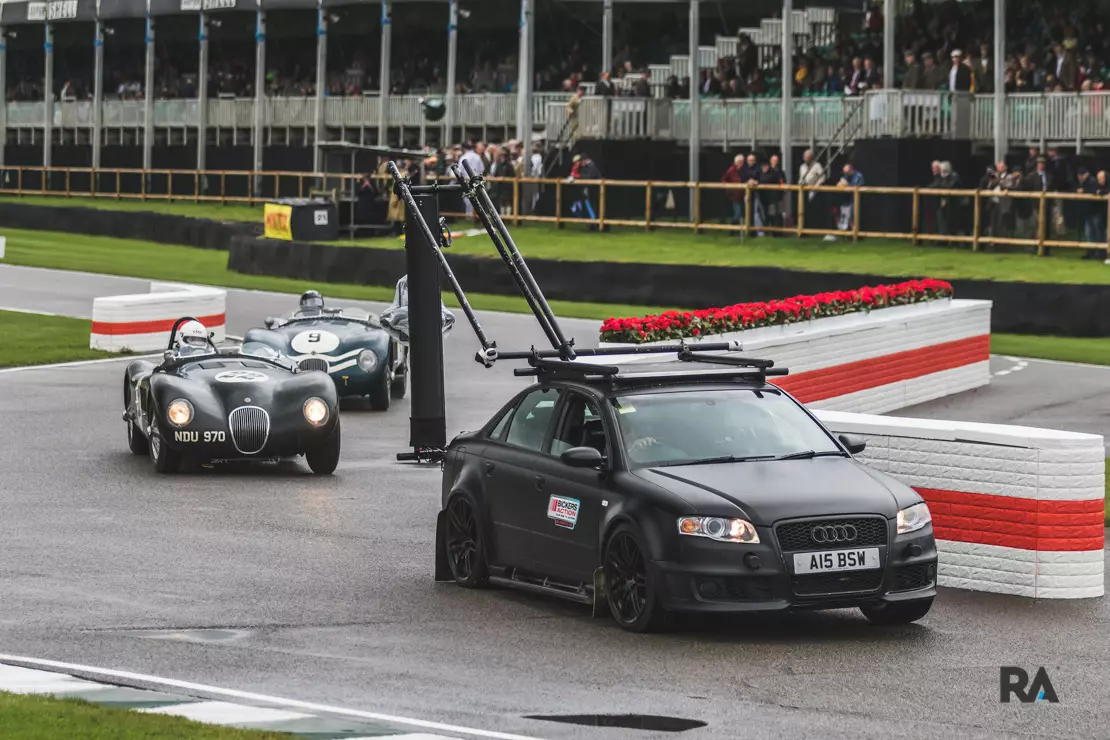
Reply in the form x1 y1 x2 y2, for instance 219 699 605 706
597 298 992 414
0 202 259 250
815 410 1106 599
90 282 226 352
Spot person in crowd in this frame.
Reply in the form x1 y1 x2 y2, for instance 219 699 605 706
1075 167 1103 258
846 57 865 96
741 153 762 230
565 84 585 145
759 154 787 235
829 163 863 240
861 57 882 91
948 50 972 92
375 158 405 235
721 154 748 231
1020 156 1054 250
488 148 515 216
923 52 945 90
567 153 602 229
903 51 926 90
596 71 616 97
1024 147 1041 176
458 141 485 221
798 148 826 233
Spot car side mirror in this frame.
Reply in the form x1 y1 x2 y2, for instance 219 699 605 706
264 317 276 328
838 433 867 454
560 446 606 469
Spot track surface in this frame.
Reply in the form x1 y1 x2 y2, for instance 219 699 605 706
1 263 1109 739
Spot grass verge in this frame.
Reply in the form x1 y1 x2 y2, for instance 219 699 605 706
0 310 118 368
0 195 261 222
0 691 296 739
1 228 673 321
991 334 1110 367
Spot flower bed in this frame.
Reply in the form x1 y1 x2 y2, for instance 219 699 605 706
598 279 955 344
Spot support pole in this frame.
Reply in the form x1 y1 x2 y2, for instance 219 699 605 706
403 187 446 455
0 26 8 168
143 15 154 172
993 0 1005 162
444 0 457 148
92 21 104 171
253 9 265 195
197 12 209 178
378 0 391 145
882 0 894 97
313 5 327 172
688 0 699 217
515 0 533 144
43 22 53 170
601 0 613 76
780 0 793 213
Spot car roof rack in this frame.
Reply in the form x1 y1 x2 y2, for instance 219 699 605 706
509 344 789 384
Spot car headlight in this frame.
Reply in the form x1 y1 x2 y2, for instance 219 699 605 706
357 349 378 372
303 397 329 426
677 516 760 544
166 399 193 427
897 502 932 535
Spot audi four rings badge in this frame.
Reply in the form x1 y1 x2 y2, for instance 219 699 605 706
811 524 858 543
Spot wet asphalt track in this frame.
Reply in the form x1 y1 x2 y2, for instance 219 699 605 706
1 263 1109 740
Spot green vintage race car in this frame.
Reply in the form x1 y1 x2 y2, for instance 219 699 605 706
243 291 406 410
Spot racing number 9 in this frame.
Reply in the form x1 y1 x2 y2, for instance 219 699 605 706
308 332 321 343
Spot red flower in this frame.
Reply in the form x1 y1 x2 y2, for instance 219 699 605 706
599 279 953 344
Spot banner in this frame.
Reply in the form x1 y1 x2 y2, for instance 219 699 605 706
263 203 293 241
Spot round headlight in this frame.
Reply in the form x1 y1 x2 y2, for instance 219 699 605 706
357 349 379 372
166 399 193 427
303 397 329 426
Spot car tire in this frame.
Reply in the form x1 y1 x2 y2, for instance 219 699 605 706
367 366 391 411
860 597 933 626
124 385 148 455
305 419 341 475
443 492 489 588
149 428 181 474
603 523 668 633
390 362 407 400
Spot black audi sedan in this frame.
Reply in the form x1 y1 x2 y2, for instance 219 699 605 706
434 359 938 633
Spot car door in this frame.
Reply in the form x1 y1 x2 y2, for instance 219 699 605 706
481 386 563 572
525 391 611 584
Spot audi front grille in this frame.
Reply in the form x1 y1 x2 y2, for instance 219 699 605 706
298 357 329 373
774 516 888 553
229 406 270 455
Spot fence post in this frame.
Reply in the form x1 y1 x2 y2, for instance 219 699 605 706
141 169 147 200
910 188 919 245
796 186 804 237
555 178 563 229
220 171 226 204
115 170 121 199
193 172 199 202
852 187 861 242
16 167 22 196
971 190 981 251
1036 191 1047 256
512 175 521 226
692 182 701 235
743 186 751 238
65 168 71 197
599 180 607 231
644 182 653 231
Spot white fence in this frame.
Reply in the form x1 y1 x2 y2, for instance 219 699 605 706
13 90 1110 147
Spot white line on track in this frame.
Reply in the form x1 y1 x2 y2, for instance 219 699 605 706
0 654 544 740
0 304 74 318
0 353 161 375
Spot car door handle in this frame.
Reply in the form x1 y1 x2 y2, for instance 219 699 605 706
484 462 495 476
534 476 545 490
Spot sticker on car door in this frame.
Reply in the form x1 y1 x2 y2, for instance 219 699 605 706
547 495 580 529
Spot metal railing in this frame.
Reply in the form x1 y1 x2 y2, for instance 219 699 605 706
10 91 1110 148
3 165 1109 258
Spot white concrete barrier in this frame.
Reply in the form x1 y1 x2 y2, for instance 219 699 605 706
90 282 226 352
816 410 1106 599
599 298 991 414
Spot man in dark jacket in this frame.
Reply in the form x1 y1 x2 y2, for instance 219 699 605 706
903 51 925 89
568 154 603 229
922 52 945 89
947 50 972 92
721 154 748 229
759 154 787 235
596 71 617 97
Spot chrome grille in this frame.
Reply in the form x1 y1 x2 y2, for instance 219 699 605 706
298 357 329 373
229 406 270 455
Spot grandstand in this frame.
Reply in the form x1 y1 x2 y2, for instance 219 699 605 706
0 0 1106 182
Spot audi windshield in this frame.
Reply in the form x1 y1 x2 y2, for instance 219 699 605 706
613 389 844 468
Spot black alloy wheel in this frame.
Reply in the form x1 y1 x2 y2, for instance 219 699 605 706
445 495 488 587
604 526 666 632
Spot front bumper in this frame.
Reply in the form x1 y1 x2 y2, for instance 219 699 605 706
651 523 938 614
328 366 387 397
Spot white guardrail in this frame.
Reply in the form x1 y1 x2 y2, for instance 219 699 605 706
815 410 1106 599
90 282 226 353
17 90 1110 146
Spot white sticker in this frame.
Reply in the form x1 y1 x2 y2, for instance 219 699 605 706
314 209 329 226
214 370 269 383
547 495 580 530
290 329 340 354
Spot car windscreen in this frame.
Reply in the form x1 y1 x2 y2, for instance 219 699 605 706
613 389 842 468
